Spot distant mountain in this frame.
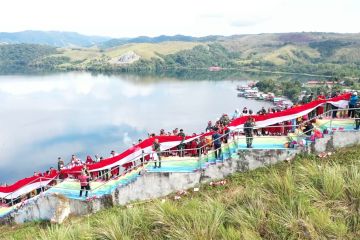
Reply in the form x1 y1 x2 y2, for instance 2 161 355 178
0 30 111 47
99 35 221 48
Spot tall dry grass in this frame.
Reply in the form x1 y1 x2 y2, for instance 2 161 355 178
2 147 360 240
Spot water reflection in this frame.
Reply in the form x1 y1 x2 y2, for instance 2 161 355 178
0 72 272 183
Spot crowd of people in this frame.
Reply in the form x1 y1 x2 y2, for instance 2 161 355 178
1 90 359 203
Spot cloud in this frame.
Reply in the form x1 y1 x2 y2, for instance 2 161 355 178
122 132 132 146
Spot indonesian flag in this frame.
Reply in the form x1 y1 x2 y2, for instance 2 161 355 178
61 134 202 174
228 93 351 130
0 170 58 200
1 93 350 199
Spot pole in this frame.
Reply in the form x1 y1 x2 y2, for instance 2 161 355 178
329 111 333 134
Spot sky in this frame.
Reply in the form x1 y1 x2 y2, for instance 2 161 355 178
0 0 359 38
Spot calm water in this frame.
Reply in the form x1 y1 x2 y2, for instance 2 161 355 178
0 72 272 183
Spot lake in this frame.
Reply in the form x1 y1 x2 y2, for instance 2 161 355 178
0 72 273 183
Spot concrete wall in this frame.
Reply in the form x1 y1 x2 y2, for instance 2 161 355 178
5 131 360 224
313 131 360 153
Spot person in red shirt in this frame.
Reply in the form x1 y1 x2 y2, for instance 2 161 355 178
190 139 198 156
85 155 94 165
78 172 91 198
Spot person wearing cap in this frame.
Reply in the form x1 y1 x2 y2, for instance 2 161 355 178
178 129 186 157
348 92 358 118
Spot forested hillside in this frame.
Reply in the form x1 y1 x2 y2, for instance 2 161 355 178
1 32 360 77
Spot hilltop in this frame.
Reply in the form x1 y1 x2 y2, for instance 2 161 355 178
1 146 359 239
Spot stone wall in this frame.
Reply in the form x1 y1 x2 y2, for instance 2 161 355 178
5 131 360 224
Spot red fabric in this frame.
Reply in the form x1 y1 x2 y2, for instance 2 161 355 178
61 135 202 175
91 171 98 178
123 162 133 171
228 93 351 129
111 166 119 176
0 170 58 194
190 141 198 156
317 106 324 115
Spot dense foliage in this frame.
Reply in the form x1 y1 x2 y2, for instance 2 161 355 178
255 79 303 102
309 40 351 58
0 44 56 73
1 32 360 78
2 146 360 239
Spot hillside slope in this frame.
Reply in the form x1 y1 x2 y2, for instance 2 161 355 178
1 146 360 240
2 32 360 77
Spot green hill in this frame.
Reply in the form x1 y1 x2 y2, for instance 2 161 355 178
2 146 360 239
2 32 360 77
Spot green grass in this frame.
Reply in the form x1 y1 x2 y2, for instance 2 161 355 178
262 45 320 65
51 42 204 68
1 146 360 239
105 41 204 60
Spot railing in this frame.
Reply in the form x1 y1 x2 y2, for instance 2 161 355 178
1 107 360 206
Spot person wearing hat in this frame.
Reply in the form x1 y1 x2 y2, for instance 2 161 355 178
348 92 358 118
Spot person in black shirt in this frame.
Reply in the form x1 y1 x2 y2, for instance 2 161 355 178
212 129 222 159
304 122 314 136
178 129 186 157
244 117 255 148
331 91 340 118
152 139 161 168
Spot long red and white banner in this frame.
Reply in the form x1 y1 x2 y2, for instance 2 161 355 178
61 134 203 174
227 93 351 130
0 171 58 200
0 93 351 200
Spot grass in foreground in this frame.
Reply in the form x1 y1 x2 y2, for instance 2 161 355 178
1 146 360 240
